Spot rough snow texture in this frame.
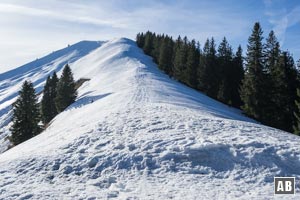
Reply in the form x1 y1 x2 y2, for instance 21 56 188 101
0 38 300 199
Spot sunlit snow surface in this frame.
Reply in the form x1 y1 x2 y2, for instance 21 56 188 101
0 38 299 199
0 41 102 153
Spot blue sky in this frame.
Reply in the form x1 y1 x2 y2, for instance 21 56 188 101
0 0 299 72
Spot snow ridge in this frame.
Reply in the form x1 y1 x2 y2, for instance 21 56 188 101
0 38 299 199
0 40 102 152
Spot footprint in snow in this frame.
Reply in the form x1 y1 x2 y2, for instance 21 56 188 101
107 191 119 198
88 157 99 168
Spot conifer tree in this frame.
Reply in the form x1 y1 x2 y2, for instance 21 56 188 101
136 32 145 48
217 37 233 103
185 39 199 88
265 30 280 73
51 72 59 96
173 36 187 81
41 76 52 124
158 36 173 74
231 45 244 107
199 38 218 98
10 81 41 145
180 36 189 83
151 34 162 63
240 22 267 120
198 38 210 92
293 89 300 135
208 38 219 98
55 64 77 112
271 51 299 132
143 31 154 55
262 31 281 125
41 72 58 124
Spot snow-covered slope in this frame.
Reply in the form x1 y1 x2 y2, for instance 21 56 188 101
0 41 102 152
0 38 299 199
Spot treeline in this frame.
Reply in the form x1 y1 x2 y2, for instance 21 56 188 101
136 22 300 134
137 31 244 108
10 64 77 145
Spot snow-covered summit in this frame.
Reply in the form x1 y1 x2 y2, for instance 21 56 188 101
0 38 299 199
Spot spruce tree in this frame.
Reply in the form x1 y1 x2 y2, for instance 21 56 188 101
198 38 210 92
41 76 52 124
167 37 175 76
173 45 182 80
158 36 173 74
208 38 219 98
50 72 59 97
273 52 299 132
262 31 281 125
143 31 154 55
231 45 244 107
41 72 58 124
217 37 233 104
293 89 300 135
265 30 280 73
49 72 58 116
10 81 41 145
240 22 267 120
151 34 162 63
180 36 189 83
199 38 218 98
270 52 291 129
173 36 187 81
136 32 145 48
55 64 77 112
185 39 199 88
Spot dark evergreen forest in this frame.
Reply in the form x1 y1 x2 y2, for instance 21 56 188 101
136 22 300 134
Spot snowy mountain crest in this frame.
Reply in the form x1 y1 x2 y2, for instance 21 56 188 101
0 38 299 199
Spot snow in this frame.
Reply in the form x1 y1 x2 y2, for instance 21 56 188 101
0 38 300 199
0 40 102 153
